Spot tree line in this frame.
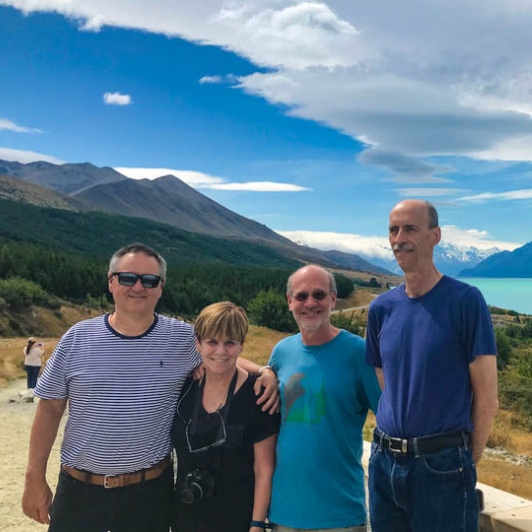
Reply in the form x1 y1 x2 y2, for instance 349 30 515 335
0 242 358 334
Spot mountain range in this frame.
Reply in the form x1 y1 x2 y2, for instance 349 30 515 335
1 158 529 277
0 160 391 276
351 242 502 277
460 242 532 278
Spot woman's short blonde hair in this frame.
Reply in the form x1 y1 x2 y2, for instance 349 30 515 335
194 301 249 344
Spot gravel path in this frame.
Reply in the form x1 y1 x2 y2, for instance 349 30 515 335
0 379 64 532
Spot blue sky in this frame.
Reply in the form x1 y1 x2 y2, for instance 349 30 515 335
1 1 532 260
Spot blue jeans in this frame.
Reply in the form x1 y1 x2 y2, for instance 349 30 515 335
25 365 40 389
49 466 173 532
369 441 479 531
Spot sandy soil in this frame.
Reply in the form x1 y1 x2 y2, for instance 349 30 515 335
0 378 65 532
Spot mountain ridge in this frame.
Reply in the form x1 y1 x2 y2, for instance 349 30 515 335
459 241 532 277
0 161 393 275
7 158 522 277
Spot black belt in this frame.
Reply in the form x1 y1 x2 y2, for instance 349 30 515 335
374 428 470 455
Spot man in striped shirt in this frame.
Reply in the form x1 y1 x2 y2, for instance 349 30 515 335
22 242 278 532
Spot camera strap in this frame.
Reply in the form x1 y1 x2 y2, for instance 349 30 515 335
190 369 238 436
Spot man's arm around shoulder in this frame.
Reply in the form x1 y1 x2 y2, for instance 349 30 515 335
237 357 279 414
22 398 67 524
469 355 498 463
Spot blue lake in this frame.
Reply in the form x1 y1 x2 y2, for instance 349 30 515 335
459 278 532 315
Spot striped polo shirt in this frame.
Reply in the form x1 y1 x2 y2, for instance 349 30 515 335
35 313 200 475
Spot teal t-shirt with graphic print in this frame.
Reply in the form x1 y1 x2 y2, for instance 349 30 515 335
269 329 381 529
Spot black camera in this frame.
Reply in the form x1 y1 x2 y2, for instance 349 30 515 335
180 469 215 505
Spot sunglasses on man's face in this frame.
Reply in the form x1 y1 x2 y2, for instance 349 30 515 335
292 290 329 302
111 272 162 289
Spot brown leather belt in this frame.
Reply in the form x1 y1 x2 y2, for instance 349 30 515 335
61 455 172 489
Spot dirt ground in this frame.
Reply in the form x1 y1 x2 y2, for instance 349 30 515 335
0 378 65 531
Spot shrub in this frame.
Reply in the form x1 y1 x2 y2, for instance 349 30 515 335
331 312 364 336
247 289 297 333
495 328 512 369
334 273 354 299
0 277 59 311
498 379 532 430
517 353 532 378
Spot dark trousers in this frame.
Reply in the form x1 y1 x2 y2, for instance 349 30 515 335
24 365 40 389
49 467 174 532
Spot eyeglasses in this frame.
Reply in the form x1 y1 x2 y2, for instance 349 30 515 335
292 290 329 302
111 272 162 289
186 410 227 454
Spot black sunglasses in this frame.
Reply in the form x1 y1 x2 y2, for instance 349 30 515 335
293 290 329 302
111 272 162 289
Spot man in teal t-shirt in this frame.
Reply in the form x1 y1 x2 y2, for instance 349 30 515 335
268 265 381 531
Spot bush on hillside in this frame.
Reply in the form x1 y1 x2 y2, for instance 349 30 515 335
331 311 364 336
498 377 532 430
495 328 513 369
0 277 60 311
517 353 532 378
248 289 297 333
334 273 354 299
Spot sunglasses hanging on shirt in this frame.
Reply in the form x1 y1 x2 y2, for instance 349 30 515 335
186 370 238 454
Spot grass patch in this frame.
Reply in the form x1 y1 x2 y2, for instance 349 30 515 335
477 459 532 500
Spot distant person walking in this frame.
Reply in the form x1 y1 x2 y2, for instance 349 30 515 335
366 199 499 531
23 337 44 389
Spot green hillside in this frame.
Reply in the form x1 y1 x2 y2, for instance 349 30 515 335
0 199 303 321
0 199 299 268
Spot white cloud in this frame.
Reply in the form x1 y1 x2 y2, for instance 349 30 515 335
5 0 532 174
213 1 361 69
279 224 520 258
0 118 41 133
457 189 532 203
440 225 521 250
114 167 222 186
237 71 532 165
396 188 465 197
0 146 64 164
204 181 309 192
278 229 393 259
470 135 532 162
114 166 306 191
199 74 237 85
103 92 132 105
199 75 224 84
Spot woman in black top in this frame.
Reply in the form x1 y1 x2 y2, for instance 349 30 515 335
172 302 280 532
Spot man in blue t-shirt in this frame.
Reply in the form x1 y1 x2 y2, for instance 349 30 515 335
365 200 499 532
268 265 381 532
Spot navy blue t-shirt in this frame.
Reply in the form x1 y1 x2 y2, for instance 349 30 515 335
365 276 496 438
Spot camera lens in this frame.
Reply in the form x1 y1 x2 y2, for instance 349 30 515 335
180 469 214 504
180 483 203 505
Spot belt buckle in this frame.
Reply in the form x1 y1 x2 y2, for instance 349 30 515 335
389 436 408 454
103 474 117 488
